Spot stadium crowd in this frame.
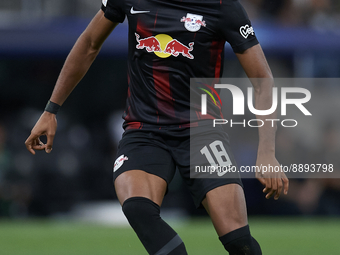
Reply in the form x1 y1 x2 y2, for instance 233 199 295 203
243 0 340 28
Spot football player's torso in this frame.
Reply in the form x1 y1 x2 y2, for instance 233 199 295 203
120 0 227 126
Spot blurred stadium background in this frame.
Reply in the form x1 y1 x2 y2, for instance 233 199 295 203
0 0 340 254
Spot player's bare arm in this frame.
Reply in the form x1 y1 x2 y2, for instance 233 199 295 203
25 10 119 155
236 44 289 200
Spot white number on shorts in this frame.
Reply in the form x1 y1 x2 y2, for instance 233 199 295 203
200 140 232 176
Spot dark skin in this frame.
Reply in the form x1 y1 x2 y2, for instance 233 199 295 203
25 9 289 237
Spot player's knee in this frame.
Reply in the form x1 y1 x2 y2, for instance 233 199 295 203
122 197 160 226
122 197 187 255
219 225 262 255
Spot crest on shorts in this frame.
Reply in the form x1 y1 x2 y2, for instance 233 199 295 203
113 155 128 172
180 13 206 32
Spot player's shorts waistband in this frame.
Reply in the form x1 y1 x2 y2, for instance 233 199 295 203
123 120 219 131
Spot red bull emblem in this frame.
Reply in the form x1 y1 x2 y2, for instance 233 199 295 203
164 39 194 59
135 33 194 59
180 13 206 32
135 33 162 52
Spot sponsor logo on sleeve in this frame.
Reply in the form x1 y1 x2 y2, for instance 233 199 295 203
239 24 255 39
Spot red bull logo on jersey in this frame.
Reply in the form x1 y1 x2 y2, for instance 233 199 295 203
180 13 206 32
135 33 194 59
164 39 194 59
135 33 162 53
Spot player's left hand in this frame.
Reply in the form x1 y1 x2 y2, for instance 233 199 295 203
25 111 57 155
255 154 289 200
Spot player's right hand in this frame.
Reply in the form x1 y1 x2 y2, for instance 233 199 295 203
25 111 57 155
255 154 289 200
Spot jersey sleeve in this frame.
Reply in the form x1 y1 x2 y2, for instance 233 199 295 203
219 0 259 53
101 0 125 23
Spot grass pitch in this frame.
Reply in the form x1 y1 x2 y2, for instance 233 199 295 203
0 217 339 255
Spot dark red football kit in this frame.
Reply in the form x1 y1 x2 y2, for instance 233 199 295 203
101 0 258 129
102 0 259 207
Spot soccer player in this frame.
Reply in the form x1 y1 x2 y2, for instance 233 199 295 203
25 0 289 254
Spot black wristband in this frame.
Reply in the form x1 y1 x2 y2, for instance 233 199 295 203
45 100 61 115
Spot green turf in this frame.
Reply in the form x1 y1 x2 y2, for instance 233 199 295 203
0 217 339 255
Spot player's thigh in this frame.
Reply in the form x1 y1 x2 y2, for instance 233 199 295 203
188 126 247 236
113 130 176 206
202 183 248 236
115 170 167 206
